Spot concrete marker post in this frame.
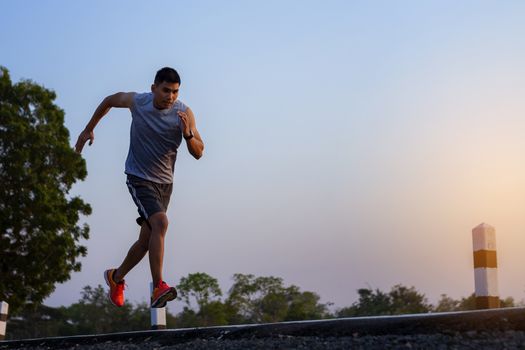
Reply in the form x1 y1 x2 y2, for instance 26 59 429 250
472 223 500 309
150 282 167 330
0 301 8 340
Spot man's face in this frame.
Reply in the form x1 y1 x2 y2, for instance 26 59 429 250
151 81 180 110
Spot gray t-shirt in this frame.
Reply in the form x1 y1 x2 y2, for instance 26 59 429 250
125 92 188 184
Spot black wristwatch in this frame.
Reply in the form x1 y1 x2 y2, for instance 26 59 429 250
183 130 194 140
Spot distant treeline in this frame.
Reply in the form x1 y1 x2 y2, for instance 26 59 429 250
6 272 519 340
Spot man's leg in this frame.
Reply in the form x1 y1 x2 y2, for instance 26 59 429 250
148 212 169 286
113 223 151 282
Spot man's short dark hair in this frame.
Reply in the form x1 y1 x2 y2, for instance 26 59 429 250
154 67 181 85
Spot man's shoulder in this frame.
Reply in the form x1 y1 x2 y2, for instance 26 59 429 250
174 99 188 111
134 92 153 107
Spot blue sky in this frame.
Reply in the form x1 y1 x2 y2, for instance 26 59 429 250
2 1 525 312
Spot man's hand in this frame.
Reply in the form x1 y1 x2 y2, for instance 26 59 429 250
75 129 95 153
178 108 204 159
177 110 191 136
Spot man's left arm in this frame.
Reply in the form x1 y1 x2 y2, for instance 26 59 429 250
178 107 204 160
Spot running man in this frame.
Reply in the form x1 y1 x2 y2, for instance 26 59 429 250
75 67 204 308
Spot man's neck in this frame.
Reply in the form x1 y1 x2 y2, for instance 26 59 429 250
153 100 165 110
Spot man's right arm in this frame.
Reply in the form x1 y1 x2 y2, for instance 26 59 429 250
75 92 135 153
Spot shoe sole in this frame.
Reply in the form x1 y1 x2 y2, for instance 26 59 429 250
103 269 121 307
151 287 177 308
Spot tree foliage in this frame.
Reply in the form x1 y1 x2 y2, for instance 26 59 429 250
64 285 150 335
174 273 331 328
337 284 432 317
434 293 516 312
0 67 91 312
176 272 227 327
225 273 331 324
177 272 223 310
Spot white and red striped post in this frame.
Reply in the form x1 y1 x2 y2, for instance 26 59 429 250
150 283 167 330
0 301 8 340
472 223 500 309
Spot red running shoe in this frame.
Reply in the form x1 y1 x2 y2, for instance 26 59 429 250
104 269 125 307
151 281 177 308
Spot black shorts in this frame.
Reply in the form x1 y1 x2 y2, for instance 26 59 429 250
126 174 173 228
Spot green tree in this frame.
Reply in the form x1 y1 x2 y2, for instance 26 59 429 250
198 301 228 326
286 289 332 321
434 293 515 312
389 284 431 314
175 272 227 327
177 272 223 309
64 285 149 334
226 273 330 324
175 307 199 328
337 284 432 317
225 273 259 324
434 294 461 312
226 274 286 323
456 293 476 311
0 67 91 312
337 287 391 317
501 296 515 308
250 276 290 323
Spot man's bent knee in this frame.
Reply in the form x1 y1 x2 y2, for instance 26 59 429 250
149 212 169 234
